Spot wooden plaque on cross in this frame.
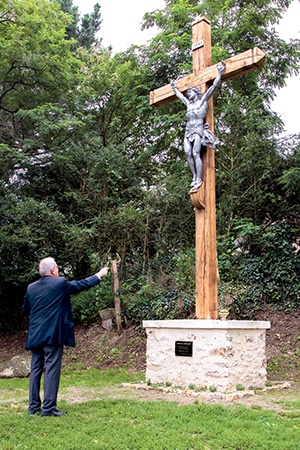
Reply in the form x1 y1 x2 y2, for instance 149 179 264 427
150 17 265 319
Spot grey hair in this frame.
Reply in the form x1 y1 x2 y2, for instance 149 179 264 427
39 257 57 276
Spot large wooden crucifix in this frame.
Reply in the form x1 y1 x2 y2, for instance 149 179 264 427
150 17 265 319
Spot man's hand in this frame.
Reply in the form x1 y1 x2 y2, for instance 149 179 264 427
96 267 109 279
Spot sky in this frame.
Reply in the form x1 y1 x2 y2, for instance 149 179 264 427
73 0 299 135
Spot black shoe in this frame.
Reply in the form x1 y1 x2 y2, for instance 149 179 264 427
42 409 67 417
28 409 41 415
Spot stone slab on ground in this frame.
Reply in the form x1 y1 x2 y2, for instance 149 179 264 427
0 353 31 378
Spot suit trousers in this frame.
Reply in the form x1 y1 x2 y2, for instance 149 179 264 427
28 345 63 414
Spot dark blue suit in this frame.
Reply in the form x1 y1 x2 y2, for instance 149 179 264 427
22 274 100 414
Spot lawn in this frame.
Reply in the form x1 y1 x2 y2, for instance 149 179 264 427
0 368 299 450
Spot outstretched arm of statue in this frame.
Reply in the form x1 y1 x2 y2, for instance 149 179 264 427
170 80 189 106
204 61 226 100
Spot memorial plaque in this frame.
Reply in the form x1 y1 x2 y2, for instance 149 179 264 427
175 341 193 357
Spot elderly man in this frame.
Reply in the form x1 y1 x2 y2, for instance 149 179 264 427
22 257 108 417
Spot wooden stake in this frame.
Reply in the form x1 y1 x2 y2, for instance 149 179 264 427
111 259 123 335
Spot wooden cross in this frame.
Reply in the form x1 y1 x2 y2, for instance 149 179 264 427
150 17 265 319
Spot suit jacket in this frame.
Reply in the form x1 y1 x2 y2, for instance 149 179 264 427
22 274 100 350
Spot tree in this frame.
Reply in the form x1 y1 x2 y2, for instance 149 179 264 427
54 0 81 41
0 0 81 329
55 0 102 49
0 0 79 113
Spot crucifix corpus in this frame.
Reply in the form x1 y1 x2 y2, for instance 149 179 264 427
150 17 265 319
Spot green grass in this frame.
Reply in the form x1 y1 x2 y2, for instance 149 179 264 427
0 369 300 450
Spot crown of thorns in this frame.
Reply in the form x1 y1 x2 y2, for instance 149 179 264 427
186 86 202 97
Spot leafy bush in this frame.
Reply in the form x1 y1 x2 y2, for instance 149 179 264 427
72 220 300 325
122 276 194 326
121 250 196 326
172 249 195 291
220 221 300 318
217 236 239 283
71 278 113 325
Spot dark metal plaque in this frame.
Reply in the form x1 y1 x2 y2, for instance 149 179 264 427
175 341 193 357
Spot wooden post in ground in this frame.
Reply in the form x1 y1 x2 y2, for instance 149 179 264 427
111 259 123 335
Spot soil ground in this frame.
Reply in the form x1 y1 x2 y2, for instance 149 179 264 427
0 306 299 409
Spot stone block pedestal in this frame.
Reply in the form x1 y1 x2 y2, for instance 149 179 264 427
143 319 270 392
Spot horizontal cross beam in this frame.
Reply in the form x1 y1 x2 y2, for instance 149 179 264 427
150 47 265 107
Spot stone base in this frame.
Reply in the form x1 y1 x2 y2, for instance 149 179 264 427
143 319 270 392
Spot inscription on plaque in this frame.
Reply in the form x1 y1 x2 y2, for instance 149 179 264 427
192 39 204 51
175 341 193 357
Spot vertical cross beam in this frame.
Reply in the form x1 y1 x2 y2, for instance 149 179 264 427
190 17 218 319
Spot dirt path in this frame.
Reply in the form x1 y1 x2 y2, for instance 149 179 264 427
2 381 298 413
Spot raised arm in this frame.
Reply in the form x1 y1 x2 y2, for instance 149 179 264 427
170 81 189 107
204 61 226 100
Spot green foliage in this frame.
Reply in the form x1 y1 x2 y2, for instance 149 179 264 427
77 3 102 49
217 236 239 283
121 253 195 325
71 278 113 325
219 221 300 319
173 248 195 290
52 0 103 49
278 143 300 211
122 277 167 323
0 0 79 116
